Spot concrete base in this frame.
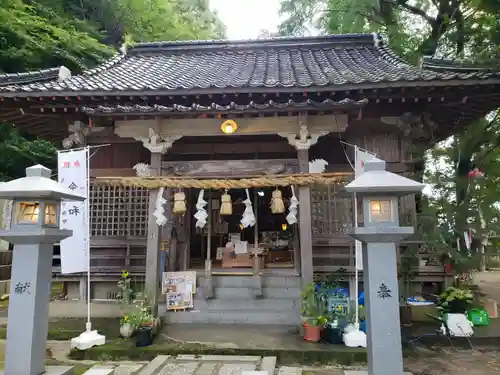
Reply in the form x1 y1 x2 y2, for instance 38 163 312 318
344 371 413 375
1 366 74 375
343 328 367 348
242 372 269 375
70 330 106 350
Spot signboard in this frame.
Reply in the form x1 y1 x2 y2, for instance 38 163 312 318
326 295 350 316
57 149 89 274
166 292 193 311
162 271 196 310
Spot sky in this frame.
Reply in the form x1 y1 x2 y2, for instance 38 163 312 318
210 0 283 39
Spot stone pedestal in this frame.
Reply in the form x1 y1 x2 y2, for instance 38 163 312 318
363 242 404 375
5 243 54 375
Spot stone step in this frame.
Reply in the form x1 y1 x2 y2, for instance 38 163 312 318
113 363 145 375
137 355 170 375
192 297 299 311
211 286 300 300
206 276 301 289
81 366 115 375
260 356 277 375
164 309 300 324
43 367 75 375
278 366 302 375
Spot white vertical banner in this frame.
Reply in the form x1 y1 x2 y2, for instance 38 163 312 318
354 147 376 271
57 149 89 274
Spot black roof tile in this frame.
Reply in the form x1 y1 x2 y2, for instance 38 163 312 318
0 34 498 96
0 67 61 87
80 98 369 115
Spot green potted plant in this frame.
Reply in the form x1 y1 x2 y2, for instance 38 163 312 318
119 313 135 338
129 293 157 347
322 312 343 344
438 287 473 314
300 283 326 342
117 270 135 338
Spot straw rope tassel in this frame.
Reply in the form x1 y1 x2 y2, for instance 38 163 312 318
271 188 285 214
220 189 233 216
173 190 187 215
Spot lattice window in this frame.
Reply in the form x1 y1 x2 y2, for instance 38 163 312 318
90 182 149 237
310 184 353 236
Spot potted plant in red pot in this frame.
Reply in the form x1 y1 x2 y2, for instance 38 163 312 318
300 283 326 342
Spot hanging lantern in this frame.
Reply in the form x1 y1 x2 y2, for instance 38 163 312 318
173 190 187 215
221 119 238 135
220 189 233 215
270 188 285 214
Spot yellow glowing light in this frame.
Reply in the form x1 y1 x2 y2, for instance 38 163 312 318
370 201 381 212
16 202 40 224
44 203 57 225
370 200 392 222
239 223 244 230
221 120 238 134
281 223 288 231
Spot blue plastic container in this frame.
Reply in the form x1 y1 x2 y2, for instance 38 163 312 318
360 320 367 333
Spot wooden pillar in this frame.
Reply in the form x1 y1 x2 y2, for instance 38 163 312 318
162 188 175 272
278 114 328 286
145 152 162 315
298 149 314 284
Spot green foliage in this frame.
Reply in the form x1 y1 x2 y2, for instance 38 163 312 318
424 111 500 271
278 0 500 61
117 269 134 304
437 286 473 312
300 282 326 324
0 123 57 181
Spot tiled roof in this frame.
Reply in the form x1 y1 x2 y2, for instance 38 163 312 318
0 67 61 87
0 34 498 95
422 56 498 73
80 98 369 115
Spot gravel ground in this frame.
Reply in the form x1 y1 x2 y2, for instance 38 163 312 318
304 346 500 375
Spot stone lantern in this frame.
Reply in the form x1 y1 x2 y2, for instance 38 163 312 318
0 165 85 375
344 158 424 375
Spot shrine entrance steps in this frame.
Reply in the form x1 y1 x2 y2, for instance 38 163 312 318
163 275 301 325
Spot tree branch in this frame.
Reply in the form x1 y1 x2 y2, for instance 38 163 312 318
382 0 436 25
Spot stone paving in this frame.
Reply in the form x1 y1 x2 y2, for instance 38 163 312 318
83 355 302 375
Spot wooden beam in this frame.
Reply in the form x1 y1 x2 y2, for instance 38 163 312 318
115 114 348 138
169 141 294 155
162 159 299 177
90 168 136 178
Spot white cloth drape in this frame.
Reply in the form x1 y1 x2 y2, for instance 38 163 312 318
194 189 208 228
286 186 299 225
240 189 256 228
153 187 167 226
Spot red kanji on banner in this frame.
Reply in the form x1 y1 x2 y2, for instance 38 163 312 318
63 161 70 168
73 160 80 167
361 160 365 168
